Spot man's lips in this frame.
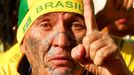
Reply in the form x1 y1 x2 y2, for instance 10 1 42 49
48 55 72 66
115 18 128 30
116 18 128 24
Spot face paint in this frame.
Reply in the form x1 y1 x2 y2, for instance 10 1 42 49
22 12 86 75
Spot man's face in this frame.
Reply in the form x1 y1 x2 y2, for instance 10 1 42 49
95 0 134 36
104 8 134 36
21 12 86 75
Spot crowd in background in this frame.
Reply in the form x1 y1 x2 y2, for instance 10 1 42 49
0 0 19 52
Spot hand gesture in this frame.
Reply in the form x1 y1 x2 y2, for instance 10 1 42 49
71 0 132 75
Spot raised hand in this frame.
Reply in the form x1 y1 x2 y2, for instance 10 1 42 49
71 0 132 75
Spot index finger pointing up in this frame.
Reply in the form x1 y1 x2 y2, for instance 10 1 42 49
83 0 98 35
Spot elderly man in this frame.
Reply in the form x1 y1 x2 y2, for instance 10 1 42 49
0 0 133 75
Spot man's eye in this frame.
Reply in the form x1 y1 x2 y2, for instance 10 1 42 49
39 22 52 31
72 22 85 32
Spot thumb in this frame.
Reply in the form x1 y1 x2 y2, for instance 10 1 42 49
71 44 88 64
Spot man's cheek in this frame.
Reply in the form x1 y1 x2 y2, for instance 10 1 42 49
75 35 85 44
46 47 56 58
73 31 86 44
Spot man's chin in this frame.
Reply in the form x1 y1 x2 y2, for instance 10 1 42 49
52 67 72 75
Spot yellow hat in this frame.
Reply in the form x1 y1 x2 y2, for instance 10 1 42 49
17 0 83 44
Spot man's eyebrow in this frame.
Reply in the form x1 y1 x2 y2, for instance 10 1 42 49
33 13 51 24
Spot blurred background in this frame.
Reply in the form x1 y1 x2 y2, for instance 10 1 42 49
0 0 19 52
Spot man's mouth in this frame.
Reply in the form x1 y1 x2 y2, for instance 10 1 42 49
48 55 73 66
116 18 128 24
114 18 128 30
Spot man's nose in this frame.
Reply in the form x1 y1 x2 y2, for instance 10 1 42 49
52 32 70 48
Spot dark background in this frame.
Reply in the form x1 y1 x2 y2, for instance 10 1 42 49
0 0 19 51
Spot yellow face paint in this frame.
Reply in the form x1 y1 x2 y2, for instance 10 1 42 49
17 0 83 44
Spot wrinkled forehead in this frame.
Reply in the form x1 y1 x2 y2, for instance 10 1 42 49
33 12 84 24
37 12 83 19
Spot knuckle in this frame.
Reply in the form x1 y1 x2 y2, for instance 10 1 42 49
83 36 90 44
90 43 97 51
112 44 118 52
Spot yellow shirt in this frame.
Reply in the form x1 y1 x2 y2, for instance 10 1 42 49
0 43 21 75
0 43 22 65
121 40 134 72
